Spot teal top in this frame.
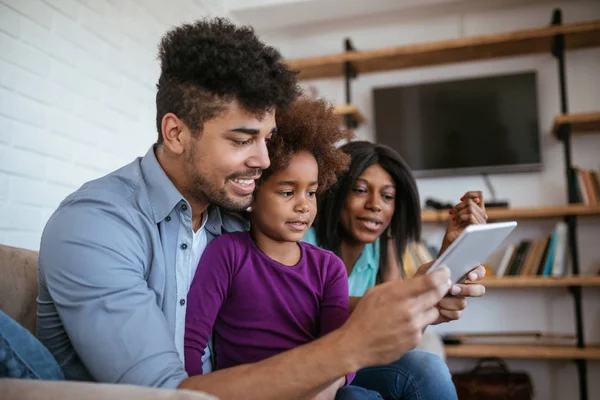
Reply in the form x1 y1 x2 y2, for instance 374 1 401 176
302 228 379 297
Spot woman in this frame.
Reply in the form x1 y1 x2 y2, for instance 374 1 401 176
303 141 488 399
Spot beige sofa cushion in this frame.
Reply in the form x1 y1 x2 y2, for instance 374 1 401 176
0 245 39 334
0 379 218 400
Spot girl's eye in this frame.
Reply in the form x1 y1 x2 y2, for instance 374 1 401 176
280 191 293 197
383 194 395 201
352 187 367 194
307 191 316 198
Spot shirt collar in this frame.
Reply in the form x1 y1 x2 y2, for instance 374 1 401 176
353 239 380 273
140 146 185 224
204 205 250 237
140 145 250 234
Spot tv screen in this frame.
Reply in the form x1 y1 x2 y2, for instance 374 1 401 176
373 72 542 178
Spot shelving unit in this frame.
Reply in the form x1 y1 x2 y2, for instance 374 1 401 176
445 344 600 361
287 20 600 80
287 8 600 400
552 111 600 136
422 204 600 223
333 105 366 125
481 275 600 288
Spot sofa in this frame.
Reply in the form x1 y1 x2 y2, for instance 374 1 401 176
0 244 216 400
0 243 447 399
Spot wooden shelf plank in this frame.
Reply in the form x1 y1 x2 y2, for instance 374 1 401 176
422 204 600 223
482 275 600 288
445 344 600 360
552 111 600 136
287 20 600 80
333 104 366 125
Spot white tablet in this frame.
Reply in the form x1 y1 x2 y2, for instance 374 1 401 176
425 221 517 284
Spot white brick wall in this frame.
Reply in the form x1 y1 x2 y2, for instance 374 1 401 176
0 0 231 250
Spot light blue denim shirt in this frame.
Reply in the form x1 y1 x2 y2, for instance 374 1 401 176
302 228 379 297
37 146 249 388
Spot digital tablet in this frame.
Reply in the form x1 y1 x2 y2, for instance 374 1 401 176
425 221 517 284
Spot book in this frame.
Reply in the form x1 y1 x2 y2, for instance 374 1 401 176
551 221 568 276
496 244 516 277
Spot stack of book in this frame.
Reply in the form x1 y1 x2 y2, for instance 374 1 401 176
574 168 600 205
495 222 568 277
402 241 438 277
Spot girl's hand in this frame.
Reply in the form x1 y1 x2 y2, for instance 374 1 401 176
440 191 487 253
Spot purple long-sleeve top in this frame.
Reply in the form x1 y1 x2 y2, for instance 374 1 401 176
184 231 354 384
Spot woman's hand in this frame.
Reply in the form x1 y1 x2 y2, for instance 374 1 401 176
414 261 486 325
440 191 488 254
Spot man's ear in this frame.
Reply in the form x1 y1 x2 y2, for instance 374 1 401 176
161 113 188 155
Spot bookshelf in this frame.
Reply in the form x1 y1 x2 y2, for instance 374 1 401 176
553 111 600 136
422 204 600 223
445 344 600 361
287 20 600 80
482 275 600 288
288 9 598 399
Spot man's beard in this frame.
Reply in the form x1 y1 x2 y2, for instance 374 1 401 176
187 170 252 212
185 146 259 212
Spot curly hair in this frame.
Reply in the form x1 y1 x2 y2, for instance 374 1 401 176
258 97 354 191
155 17 300 143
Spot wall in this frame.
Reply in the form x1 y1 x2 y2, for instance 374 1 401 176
265 1 600 399
0 1 598 398
0 0 229 250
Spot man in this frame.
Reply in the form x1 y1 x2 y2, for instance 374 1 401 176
36 18 484 399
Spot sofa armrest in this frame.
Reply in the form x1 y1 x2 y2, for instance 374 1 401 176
0 379 218 400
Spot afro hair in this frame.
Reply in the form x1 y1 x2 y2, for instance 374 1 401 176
155 17 300 142
259 97 355 191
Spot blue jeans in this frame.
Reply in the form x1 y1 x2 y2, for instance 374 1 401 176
0 310 63 380
337 350 457 400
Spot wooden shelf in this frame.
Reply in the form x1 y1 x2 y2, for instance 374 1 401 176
445 343 600 360
552 111 600 136
287 20 600 80
333 104 366 125
422 204 600 223
482 275 600 288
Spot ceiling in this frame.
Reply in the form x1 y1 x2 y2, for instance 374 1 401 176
225 0 560 32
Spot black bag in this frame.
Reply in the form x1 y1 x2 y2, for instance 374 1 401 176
452 357 534 400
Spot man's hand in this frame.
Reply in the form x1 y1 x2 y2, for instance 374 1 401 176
441 191 487 253
340 267 452 368
414 262 486 325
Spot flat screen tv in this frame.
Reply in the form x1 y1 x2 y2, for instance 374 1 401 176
373 72 542 178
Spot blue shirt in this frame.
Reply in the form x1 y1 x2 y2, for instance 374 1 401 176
301 228 379 297
37 146 249 388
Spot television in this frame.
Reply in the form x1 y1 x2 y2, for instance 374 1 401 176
373 72 542 178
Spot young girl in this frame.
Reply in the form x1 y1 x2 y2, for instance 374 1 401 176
184 98 361 398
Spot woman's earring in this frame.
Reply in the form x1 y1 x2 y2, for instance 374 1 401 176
246 206 253 212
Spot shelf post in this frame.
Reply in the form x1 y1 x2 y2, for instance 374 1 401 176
343 38 358 131
551 8 587 400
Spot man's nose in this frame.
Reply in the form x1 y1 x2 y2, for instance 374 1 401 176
247 140 270 170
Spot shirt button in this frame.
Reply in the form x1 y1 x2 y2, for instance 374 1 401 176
180 203 188 211
181 243 188 250
180 299 186 306
165 216 171 222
